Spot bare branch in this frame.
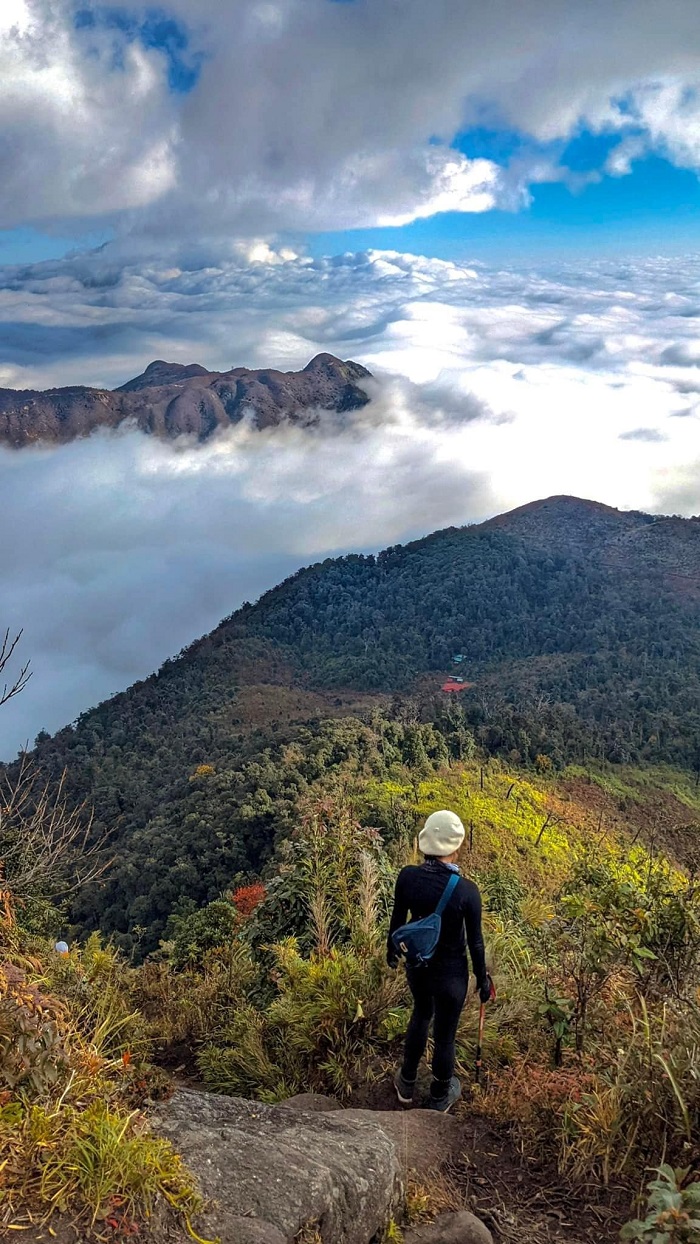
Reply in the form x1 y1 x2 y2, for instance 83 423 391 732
0 756 110 903
0 629 31 707
535 810 557 848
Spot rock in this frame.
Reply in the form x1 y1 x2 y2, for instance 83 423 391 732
278 1093 342 1113
152 1089 401 1244
404 1210 493 1244
341 1109 461 1178
228 1219 287 1244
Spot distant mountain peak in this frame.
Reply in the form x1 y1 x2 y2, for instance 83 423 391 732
497 495 632 519
302 352 371 379
485 494 650 550
0 353 372 447
117 360 213 392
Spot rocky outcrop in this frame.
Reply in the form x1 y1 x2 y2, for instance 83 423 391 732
152 1089 402 1244
0 353 371 447
277 1092 342 1113
151 1088 490 1244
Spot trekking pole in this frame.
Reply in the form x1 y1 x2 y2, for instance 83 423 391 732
474 1001 486 1085
474 977 495 1085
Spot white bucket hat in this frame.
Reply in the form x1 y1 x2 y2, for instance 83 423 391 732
418 809 465 857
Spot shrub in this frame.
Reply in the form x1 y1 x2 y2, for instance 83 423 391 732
230 882 266 919
0 963 69 1096
134 941 258 1055
620 1166 700 1242
482 1055 598 1164
477 863 525 921
197 940 405 1101
41 933 151 1064
0 941 199 1234
167 899 240 970
0 1098 201 1230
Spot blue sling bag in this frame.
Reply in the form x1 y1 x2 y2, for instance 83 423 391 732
391 871 460 968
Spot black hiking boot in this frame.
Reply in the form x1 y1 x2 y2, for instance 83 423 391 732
393 1070 416 1105
428 1076 462 1113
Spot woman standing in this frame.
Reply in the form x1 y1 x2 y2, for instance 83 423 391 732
387 809 492 1112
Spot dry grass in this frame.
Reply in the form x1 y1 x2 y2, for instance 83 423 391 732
405 1173 462 1225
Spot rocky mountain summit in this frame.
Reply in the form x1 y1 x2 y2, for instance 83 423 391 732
0 353 371 447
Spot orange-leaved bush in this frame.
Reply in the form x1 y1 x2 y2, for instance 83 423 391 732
230 883 266 919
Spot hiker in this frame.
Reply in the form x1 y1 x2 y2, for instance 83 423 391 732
387 809 492 1112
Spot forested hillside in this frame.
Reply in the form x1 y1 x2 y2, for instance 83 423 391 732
246 497 700 758
10 494 700 951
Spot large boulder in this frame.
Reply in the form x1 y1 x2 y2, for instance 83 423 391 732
277 1093 342 1113
153 1089 401 1244
278 1096 461 1180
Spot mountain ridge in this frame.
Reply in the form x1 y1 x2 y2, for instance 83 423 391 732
14 493 700 950
28 494 700 738
0 353 372 446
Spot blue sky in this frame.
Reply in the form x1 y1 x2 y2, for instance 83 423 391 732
74 5 203 91
3 144 698 268
307 155 700 263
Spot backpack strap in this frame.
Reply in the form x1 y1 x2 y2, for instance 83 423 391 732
434 871 460 918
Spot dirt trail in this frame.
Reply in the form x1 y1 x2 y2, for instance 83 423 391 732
350 1073 627 1244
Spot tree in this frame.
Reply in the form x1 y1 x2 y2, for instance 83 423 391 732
0 631 101 930
0 629 30 708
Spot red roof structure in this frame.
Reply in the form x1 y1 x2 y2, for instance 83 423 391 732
441 680 469 693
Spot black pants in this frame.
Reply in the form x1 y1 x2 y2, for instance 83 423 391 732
401 958 468 1094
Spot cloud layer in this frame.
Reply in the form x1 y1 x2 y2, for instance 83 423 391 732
4 0 700 238
0 244 698 756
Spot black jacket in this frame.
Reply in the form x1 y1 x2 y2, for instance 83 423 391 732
387 859 487 982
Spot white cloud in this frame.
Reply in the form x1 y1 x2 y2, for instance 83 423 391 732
3 1 700 238
0 0 34 36
0 245 698 755
0 0 177 226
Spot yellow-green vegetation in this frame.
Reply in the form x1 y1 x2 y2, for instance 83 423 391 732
0 915 201 1234
404 1175 461 1226
131 760 700 1201
366 762 591 887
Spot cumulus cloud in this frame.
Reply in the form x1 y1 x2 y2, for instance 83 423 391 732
3 244 700 397
3 0 700 239
0 0 177 227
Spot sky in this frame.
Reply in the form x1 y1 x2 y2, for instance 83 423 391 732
1 0 700 753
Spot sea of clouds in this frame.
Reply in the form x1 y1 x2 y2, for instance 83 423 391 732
0 245 698 755
3 0 700 752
